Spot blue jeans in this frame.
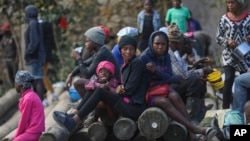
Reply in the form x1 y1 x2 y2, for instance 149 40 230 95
233 72 250 113
29 61 43 79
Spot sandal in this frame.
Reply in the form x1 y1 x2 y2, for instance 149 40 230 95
205 127 217 140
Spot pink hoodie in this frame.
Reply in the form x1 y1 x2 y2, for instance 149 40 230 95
13 89 45 141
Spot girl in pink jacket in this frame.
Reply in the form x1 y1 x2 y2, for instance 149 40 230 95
13 70 45 141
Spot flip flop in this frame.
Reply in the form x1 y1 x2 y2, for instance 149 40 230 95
205 127 217 140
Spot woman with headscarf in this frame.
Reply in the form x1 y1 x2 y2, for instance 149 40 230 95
215 0 250 109
13 70 45 141
140 31 217 141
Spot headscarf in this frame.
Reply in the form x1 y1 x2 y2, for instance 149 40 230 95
167 24 183 42
237 0 245 5
15 70 34 89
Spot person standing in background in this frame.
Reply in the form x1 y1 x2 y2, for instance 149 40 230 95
165 0 191 33
0 23 18 87
39 20 59 106
215 0 250 109
137 0 161 52
24 5 47 106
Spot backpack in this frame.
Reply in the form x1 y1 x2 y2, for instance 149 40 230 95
38 19 57 62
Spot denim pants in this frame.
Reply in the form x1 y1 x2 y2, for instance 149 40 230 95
233 72 250 113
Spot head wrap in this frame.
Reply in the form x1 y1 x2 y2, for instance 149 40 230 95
96 61 115 77
117 27 139 37
167 24 183 42
84 27 105 45
15 70 34 89
237 0 245 5
118 35 137 51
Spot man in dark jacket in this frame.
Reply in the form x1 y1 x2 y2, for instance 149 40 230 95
24 5 47 106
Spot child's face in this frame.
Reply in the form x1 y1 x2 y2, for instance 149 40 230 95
98 68 112 83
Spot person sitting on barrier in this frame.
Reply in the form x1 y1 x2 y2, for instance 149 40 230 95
139 30 217 141
13 70 45 141
167 24 213 124
55 60 119 128
53 35 148 134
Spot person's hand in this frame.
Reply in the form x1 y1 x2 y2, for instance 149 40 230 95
196 58 209 64
146 62 156 73
203 66 213 76
65 73 73 90
116 85 125 95
228 39 237 48
96 101 106 110
244 36 250 43
71 50 81 60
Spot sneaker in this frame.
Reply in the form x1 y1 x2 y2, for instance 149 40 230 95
42 98 49 107
52 93 59 102
84 110 98 128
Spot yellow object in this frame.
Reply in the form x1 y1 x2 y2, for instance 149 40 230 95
207 70 224 90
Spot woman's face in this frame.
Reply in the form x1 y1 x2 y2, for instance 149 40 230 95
226 0 241 12
121 45 136 63
152 34 168 56
85 37 96 50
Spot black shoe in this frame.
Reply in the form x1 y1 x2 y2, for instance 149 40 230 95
53 111 77 132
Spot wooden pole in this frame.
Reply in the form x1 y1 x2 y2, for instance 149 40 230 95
39 91 71 141
113 117 137 140
138 107 170 139
0 111 20 139
88 122 108 141
0 89 19 118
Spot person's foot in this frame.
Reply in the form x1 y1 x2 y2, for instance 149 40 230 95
53 111 77 132
52 93 59 102
67 102 79 109
84 111 98 128
54 111 74 118
203 127 217 140
42 98 49 107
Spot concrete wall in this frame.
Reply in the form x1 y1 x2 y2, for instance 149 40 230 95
182 0 225 65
